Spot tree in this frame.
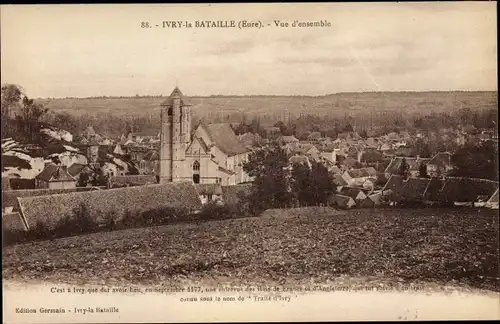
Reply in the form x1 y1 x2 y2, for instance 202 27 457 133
291 163 312 206
418 162 429 178
17 96 49 141
308 161 335 205
243 144 293 215
1 84 23 118
291 161 335 206
398 158 410 178
342 123 353 132
450 141 498 181
77 172 90 187
359 129 368 139
51 112 78 134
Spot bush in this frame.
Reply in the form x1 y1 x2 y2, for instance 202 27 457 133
197 201 235 220
53 203 99 237
138 206 191 226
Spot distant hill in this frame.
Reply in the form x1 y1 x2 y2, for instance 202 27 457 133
36 91 498 118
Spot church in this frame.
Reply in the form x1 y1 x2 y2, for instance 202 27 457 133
159 86 252 186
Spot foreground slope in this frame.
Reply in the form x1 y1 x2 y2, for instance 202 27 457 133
3 208 499 292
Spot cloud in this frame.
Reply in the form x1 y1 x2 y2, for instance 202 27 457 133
278 56 354 68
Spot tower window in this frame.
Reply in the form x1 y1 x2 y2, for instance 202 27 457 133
193 160 200 171
168 107 173 116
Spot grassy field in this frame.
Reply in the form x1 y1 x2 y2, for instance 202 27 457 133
36 91 498 117
2 207 499 292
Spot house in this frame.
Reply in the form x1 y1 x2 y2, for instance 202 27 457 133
113 144 125 155
126 129 159 144
279 135 299 145
102 161 126 178
291 143 320 160
320 148 338 164
195 183 223 205
384 156 431 179
382 175 431 205
327 194 356 209
67 163 89 179
426 152 453 177
485 189 499 209
342 167 377 187
138 150 160 175
337 132 352 141
338 187 368 204
35 164 77 189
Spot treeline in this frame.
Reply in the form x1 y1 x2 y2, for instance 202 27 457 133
243 144 336 215
3 83 498 142
41 106 498 142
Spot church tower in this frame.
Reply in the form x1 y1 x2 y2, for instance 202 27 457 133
159 86 192 184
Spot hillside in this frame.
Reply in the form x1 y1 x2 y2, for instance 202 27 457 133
36 91 498 118
3 208 498 291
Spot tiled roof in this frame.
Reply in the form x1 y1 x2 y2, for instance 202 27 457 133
428 177 498 203
204 123 248 156
385 156 431 174
280 135 299 143
35 164 59 182
333 174 348 186
382 175 430 201
347 166 377 178
52 167 77 182
364 167 377 177
423 177 446 201
428 152 452 167
67 163 88 178
328 194 355 207
339 187 367 200
347 168 365 178
108 175 157 188
329 166 342 175
487 188 499 204
160 87 192 107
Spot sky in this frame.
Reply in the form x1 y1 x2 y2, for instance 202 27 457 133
1 2 497 98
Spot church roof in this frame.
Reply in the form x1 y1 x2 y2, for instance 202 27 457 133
203 123 248 156
160 87 192 107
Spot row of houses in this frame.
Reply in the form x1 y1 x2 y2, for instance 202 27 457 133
382 175 499 208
